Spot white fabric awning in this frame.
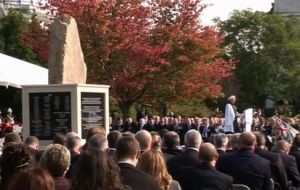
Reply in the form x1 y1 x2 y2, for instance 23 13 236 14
0 53 48 88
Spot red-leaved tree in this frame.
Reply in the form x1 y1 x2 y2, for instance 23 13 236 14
29 0 233 117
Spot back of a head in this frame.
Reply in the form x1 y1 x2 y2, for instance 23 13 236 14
24 136 39 146
72 149 125 190
253 132 266 147
24 136 39 150
239 132 256 149
184 129 202 149
4 132 22 145
116 136 140 161
214 134 228 148
107 130 122 149
7 167 55 190
151 132 162 150
86 127 106 141
135 130 152 151
163 131 180 149
52 133 66 146
66 136 81 151
1 143 33 189
273 140 291 153
227 133 240 150
88 134 108 151
199 143 218 163
122 131 135 138
137 150 172 189
137 150 167 175
65 132 78 141
158 129 169 139
39 144 71 178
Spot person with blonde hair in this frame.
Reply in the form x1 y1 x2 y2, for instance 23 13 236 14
39 144 71 190
137 150 181 190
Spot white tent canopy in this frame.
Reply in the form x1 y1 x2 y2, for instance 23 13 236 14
0 53 48 88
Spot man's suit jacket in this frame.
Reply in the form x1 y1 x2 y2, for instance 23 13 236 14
217 148 272 190
199 125 216 138
167 148 200 180
162 148 183 161
274 151 300 188
178 163 233 190
289 146 300 173
255 148 289 190
118 163 159 190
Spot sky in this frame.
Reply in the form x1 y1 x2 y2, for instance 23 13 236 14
201 0 274 25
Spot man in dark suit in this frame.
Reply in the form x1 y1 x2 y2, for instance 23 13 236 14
135 118 146 133
199 117 216 142
161 131 183 160
135 130 152 154
214 133 228 156
144 118 155 132
253 132 289 190
272 140 300 188
116 136 159 190
217 132 272 190
290 133 300 173
167 129 202 180
107 130 122 159
179 143 233 190
120 117 136 133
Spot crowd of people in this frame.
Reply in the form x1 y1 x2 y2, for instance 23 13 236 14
110 109 298 147
3 94 300 190
1 119 300 190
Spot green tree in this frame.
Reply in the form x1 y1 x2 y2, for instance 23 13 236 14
0 10 38 63
218 10 300 109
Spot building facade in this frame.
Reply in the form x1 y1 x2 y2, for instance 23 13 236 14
274 0 300 17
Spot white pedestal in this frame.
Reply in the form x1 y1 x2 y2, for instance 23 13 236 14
22 84 109 147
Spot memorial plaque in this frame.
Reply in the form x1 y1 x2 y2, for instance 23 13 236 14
29 92 71 140
81 92 105 138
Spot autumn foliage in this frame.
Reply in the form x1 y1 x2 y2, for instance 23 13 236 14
21 16 49 65
27 0 233 116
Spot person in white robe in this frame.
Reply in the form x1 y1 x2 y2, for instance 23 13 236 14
224 95 237 134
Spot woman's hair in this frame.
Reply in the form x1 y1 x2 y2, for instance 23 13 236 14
39 144 70 177
71 149 126 190
7 167 55 190
0 143 34 189
137 150 172 190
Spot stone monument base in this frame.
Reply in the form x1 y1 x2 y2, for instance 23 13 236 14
22 84 109 147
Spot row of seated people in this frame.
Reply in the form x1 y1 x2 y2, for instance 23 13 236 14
111 115 289 144
2 127 300 190
111 116 222 134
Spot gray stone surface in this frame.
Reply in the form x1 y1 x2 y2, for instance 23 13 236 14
48 14 87 84
275 0 300 15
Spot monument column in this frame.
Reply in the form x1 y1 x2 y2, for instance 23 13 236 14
22 15 109 147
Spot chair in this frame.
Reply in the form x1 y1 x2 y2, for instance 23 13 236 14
232 184 251 190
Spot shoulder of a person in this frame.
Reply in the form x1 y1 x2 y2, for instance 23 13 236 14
216 170 233 181
218 151 236 160
285 153 297 162
170 180 181 190
167 152 182 163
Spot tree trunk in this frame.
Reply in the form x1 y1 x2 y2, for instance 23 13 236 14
161 102 170 117
118 101 133 120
